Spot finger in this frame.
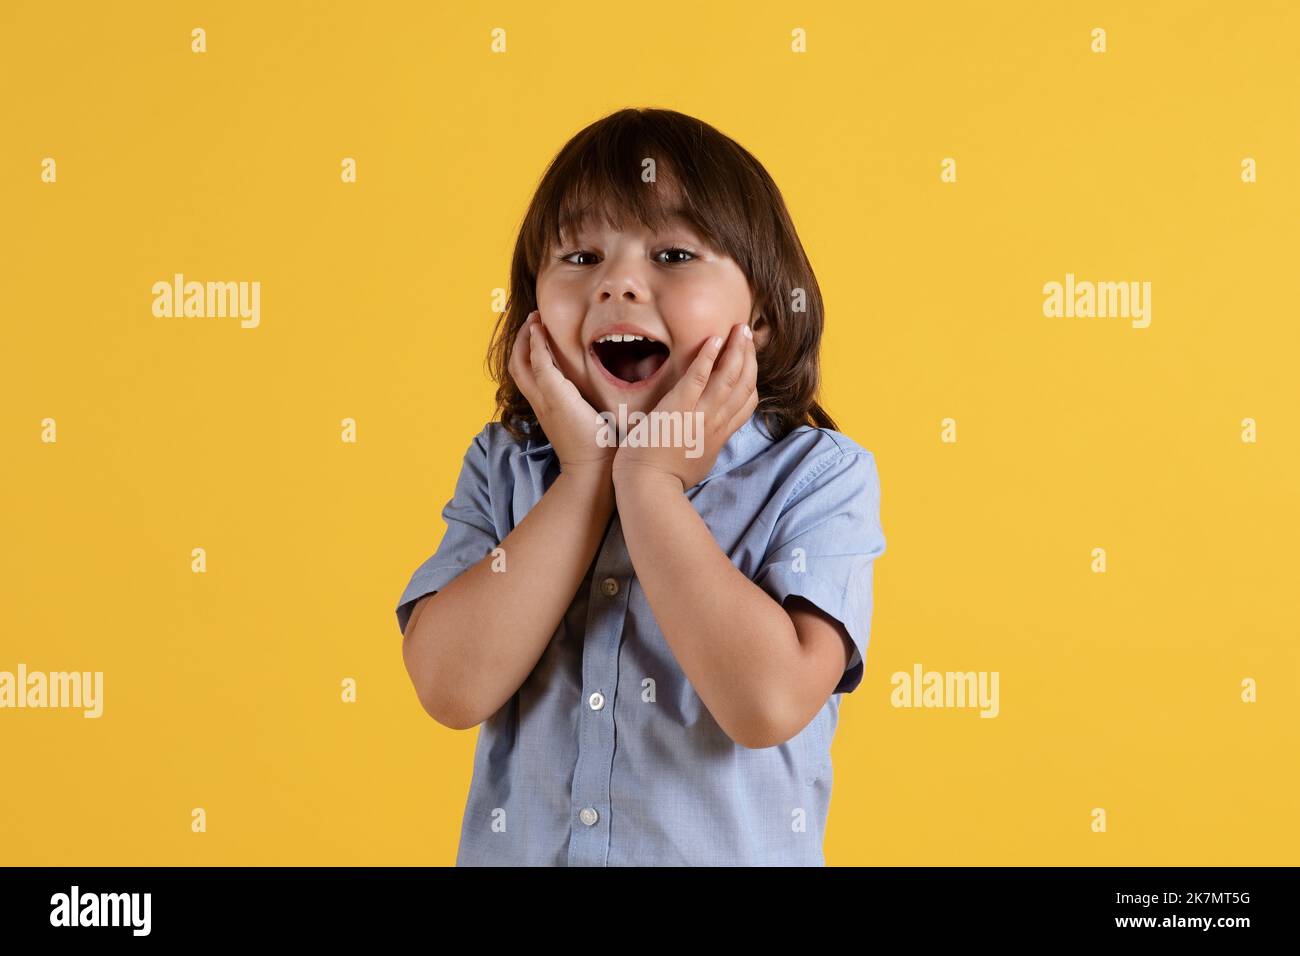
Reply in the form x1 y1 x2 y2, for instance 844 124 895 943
668 332 725 409
699 322 749 414
508 312 533 377
509 311 541 407
716 323 757 424
528 319 575 402
508 313 533 392
724 384 759 438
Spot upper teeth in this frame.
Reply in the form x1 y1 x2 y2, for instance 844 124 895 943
595 333 654 344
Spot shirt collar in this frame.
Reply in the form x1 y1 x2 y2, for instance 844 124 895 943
519 410 773 487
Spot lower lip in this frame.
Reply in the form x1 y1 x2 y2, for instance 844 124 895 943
589 345 671 391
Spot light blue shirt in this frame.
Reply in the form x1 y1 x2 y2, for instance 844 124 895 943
395 410 886 866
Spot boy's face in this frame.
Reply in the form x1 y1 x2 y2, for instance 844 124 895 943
534 211 767 418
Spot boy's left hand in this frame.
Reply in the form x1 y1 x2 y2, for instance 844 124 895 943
612 321 758 493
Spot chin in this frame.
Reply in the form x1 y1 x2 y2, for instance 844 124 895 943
585 379 667 416
596 396 655 418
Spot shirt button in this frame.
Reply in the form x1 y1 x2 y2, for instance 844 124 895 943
600 577 619 597
579 807 599 826
588 692 604 710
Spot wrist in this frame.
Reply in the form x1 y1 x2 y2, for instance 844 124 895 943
557 460 615 497
559 455 613 479
612 464 685 498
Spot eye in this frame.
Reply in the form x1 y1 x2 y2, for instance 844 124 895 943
554 247 699 266
654 247 699 265
556 250 599 265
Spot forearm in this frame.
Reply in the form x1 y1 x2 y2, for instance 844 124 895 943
403 466 614 728
614 471 801 749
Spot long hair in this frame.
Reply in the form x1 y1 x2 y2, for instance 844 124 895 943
487 107 837 444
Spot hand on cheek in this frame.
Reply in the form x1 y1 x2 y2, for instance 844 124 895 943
611 322 758 493
510 311 616 478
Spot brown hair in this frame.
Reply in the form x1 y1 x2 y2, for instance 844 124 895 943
487 107 838 444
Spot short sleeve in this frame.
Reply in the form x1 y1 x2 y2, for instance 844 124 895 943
394 426 500 637
752 448 886 695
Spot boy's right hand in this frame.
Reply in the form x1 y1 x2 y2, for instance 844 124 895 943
509 310 615 478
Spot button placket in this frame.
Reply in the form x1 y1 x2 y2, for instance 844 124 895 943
568 517 633 867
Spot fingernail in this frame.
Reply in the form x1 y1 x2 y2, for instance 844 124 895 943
742 325 752 339
712 336 723 349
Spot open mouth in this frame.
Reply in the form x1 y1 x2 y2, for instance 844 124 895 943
590 334 670 385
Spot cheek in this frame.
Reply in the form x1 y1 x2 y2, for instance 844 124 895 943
545 330 587 383
662 274 752 337
533 288 586 357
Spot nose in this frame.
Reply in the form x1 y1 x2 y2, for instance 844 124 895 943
595 248 650 304
599 284 640 304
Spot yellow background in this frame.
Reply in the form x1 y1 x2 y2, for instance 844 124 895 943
2 0 1296 865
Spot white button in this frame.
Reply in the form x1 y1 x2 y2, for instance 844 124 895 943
600 577 619 597
579 807 599 826
588 692 604 710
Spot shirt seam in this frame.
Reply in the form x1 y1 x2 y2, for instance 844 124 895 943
781 442 859 512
